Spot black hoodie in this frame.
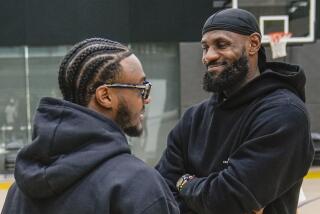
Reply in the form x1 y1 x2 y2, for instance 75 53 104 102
2 98 179 214
156 62 314 214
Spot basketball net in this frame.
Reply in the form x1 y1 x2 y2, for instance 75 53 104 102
268 32 292 59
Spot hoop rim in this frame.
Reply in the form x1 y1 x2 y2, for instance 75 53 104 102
267 32 292 43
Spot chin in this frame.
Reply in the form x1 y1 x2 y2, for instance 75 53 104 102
124 124 143 137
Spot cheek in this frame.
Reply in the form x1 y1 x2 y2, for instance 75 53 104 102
127 96 143 114
223 55 238 67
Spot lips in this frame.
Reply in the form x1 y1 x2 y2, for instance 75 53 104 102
207 64 225 73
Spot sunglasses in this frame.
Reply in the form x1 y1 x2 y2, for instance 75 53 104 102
105 81 152 100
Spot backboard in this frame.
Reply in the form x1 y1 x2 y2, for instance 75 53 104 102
231 0 316 44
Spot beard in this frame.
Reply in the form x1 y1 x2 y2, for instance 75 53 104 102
115 98 143 137
202 54 249 93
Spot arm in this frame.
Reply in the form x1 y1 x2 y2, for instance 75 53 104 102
178 104 314 213
112 161 180 214
156 111 196 213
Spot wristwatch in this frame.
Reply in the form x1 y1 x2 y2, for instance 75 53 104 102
176 174 195 192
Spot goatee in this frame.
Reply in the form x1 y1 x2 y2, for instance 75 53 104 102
202 55 249 93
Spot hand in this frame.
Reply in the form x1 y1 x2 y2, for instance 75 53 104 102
245 208 263 214
254 208 264 214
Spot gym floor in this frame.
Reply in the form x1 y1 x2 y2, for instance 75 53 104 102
0 167 319 213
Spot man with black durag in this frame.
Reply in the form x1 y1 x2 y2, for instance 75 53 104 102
156 8 314 214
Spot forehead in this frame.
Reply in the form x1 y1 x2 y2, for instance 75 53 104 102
119 54 145 83
201 30 248 43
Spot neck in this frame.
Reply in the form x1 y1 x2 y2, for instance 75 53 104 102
87 98 114 121
223 67 260 97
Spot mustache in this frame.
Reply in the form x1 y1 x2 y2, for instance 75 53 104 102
206 61 228 68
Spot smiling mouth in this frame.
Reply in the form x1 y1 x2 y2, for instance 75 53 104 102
207 64 225 72
139 113 145 123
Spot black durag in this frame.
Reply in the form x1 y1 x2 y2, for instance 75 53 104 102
202 8 266 71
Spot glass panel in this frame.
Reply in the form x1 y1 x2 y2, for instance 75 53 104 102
0 47 26 173
28 46 68 118
0 43 180 172
128 43 180 166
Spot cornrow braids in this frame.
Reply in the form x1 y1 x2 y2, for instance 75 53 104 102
66 45 118 103
76 55 115 105
58 38 132 106
58 38 112 101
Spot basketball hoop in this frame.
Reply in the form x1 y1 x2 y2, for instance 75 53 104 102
268 32 292 59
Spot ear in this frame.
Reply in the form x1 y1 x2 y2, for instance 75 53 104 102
248 32 261 56
94 85 113 109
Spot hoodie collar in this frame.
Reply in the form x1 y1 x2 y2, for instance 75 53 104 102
14 97 131 199
213 62 306 109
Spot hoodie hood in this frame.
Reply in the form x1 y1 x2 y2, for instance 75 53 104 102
14 97 130 199
217 62 306 109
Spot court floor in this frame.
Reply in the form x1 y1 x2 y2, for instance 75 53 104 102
298 167 320 213
0 168 319 213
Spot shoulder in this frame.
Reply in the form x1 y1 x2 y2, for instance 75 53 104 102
103 155 179 213
105 154 174 195
123 156 172 187
246 89 310 138
180 97 213 125
260 89 306 111
251 88 308 122
184 97 212 115
2 183 25 213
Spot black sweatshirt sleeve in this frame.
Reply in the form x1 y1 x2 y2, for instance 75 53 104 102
156 108 196 214
178 103 314 214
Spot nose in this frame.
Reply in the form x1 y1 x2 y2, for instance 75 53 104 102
203 47 220 65
144 97 151 104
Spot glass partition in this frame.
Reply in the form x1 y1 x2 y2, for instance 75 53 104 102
129 43 180 166
0 47 27 172
28 46 68 116
0 43 180 172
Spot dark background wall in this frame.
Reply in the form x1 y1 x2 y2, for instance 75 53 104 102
1 0 320 130
0 0 131 45
1 0 319 45
179 43 210 113
290 42 320 132
0 0 217 46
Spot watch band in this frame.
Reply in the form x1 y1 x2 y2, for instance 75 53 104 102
176 174 195 192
